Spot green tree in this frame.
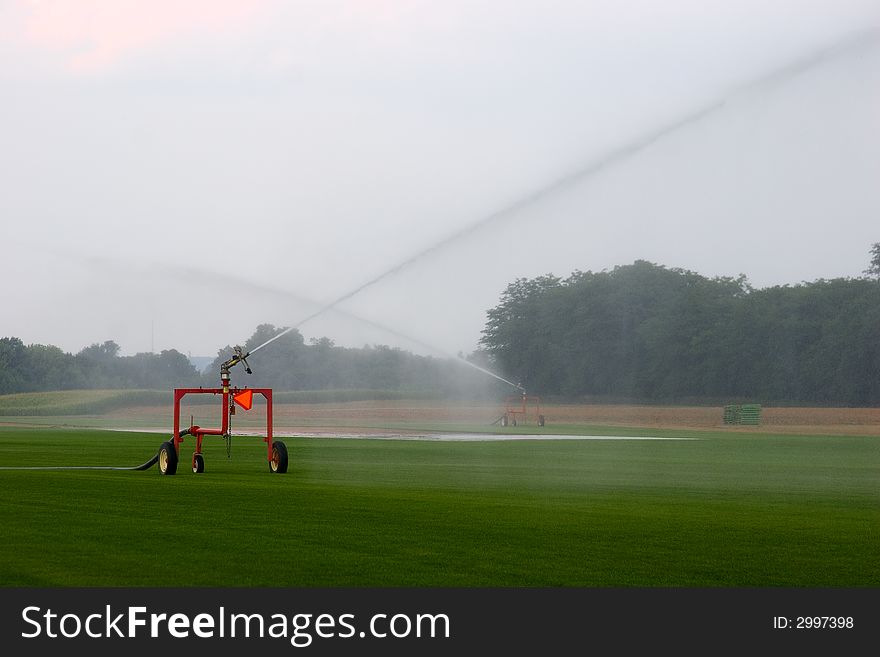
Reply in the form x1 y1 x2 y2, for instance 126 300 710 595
75 340 123 387
479 261 880 405
865 242 880 279
26 344 77 391
0 337 27 393
480 274 561 391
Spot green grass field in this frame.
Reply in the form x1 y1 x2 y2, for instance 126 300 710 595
0 425 877 587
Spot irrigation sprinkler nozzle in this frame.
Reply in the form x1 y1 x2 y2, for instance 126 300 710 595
219 346 253 391
221 345 253 375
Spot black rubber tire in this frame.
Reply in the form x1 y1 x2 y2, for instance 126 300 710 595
192 453 205 474
158 441 178 476
538 414 545 427
270 440 289 474
511 417 517 427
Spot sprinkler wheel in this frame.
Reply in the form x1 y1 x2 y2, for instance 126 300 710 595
192 453 205 474
158 441 178 476
270 440 289 474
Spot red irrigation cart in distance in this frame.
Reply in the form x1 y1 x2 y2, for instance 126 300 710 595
497 392 545 427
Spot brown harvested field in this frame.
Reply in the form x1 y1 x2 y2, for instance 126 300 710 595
101 400 880 436
279 401 880 435
545 404 880 435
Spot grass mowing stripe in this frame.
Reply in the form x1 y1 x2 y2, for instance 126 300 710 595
0 427 877 586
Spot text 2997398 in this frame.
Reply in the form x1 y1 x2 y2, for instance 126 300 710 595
773 616 854 630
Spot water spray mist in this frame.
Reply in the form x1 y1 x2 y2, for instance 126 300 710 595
246 29 879 374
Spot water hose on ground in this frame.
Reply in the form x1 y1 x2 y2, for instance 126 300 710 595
0 450 160 471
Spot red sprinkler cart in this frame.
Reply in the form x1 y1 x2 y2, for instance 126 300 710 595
492 391 544 427
156 346 288 475
498 391 545 427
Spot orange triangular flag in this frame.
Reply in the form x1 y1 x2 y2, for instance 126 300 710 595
233 389 253 411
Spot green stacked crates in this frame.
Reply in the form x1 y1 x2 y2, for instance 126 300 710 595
723 404 762 425
723 405 739 424
739 404 762 425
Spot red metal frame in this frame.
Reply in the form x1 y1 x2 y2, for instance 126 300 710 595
172 387 274 469
503 392 543 425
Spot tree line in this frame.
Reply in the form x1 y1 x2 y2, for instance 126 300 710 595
0 338 200 394
3 246 879 404
479 259 880 405
0 327 502 399
206 324 500 397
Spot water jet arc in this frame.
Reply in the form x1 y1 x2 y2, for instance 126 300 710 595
248 30 880 373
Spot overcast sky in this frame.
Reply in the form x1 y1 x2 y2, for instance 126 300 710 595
2 1 879 364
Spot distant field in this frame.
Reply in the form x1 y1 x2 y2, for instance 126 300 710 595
0 390 169 416
0 389 437 418
0 424 877 587
2 390 878 437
